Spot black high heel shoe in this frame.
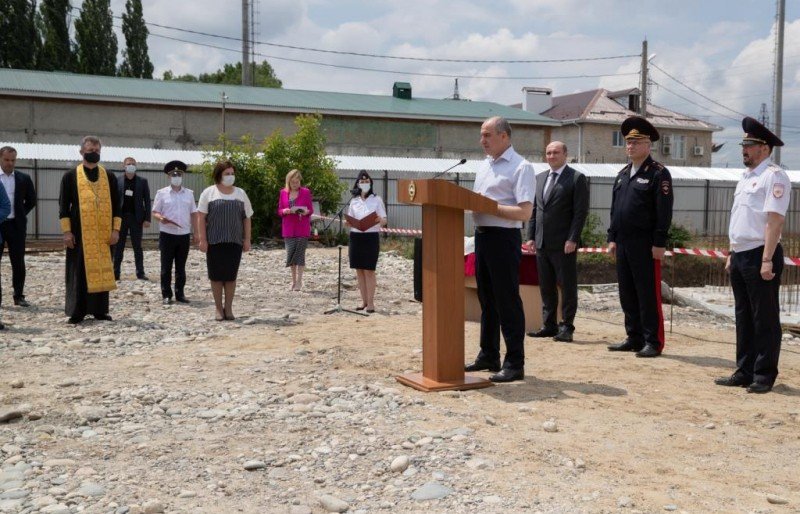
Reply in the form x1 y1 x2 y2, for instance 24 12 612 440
355 305 367 311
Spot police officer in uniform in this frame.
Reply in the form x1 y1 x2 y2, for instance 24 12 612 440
715 117 789 394
607 116 673 358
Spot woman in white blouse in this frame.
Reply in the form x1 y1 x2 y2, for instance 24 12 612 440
346 171 387 313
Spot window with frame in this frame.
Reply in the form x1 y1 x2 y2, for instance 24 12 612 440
673 134 686 159
612 130 624 148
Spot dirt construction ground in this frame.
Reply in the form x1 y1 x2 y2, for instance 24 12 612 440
1 246 799 513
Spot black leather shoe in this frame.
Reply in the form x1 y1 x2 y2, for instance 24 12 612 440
0 321 5 330
527 326 559 338
635 344 661 358
94 314 113 321
13 298 30 307
607 339 644 352
67 316 84 324
553 326 574 342
175 296 190 304
489 368 524 383
747 382 772 394
163 297 173 305
464 360 501 372
137 275 149 281
714 374 751 387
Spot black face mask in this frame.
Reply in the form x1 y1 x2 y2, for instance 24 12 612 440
83 151 100 164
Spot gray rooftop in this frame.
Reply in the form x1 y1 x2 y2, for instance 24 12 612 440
0 68 559 126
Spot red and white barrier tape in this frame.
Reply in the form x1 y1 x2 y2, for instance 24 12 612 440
310 214 422 236
311 215 800 266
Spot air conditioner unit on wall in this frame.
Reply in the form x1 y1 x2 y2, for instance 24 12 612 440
693 146 704 156
662 135 673 145
662 144 671 154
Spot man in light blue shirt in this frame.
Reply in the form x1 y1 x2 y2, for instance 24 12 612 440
465 116 535 383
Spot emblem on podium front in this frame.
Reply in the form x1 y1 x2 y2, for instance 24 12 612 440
408 181 416 201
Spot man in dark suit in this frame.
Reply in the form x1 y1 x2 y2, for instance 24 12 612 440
526 141 589 342
0 146 37 308
113 156 151 280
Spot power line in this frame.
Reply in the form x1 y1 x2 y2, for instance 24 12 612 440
147 29 640 81
73 6 637 65
651 63 748 118
650 80 743 122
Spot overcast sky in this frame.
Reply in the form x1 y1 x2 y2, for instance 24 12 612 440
104 0 800 168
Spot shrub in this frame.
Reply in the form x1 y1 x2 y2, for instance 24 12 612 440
580 212 606 248
667 223 692 249
198 114 345 239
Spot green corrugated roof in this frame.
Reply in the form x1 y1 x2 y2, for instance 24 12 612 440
0 68 559 125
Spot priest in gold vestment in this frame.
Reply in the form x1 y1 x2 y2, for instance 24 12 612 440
58 136 121 324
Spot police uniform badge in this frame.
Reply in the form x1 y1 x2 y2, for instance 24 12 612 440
661 180 671 195
773 183 785 199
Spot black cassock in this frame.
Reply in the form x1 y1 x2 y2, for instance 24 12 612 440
58 166 121 319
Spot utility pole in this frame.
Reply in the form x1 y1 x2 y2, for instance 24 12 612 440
242 0 252 86
639 40 648 116
773 0 785 164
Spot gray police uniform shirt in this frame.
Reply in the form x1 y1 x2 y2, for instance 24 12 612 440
472 146 535 229
729 159 791 252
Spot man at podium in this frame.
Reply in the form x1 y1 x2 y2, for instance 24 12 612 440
464 116 535 383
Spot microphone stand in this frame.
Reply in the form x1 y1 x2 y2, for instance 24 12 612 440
324 194 368 316
430 158 467 180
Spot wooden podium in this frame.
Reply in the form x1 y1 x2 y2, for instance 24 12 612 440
396 179 498 392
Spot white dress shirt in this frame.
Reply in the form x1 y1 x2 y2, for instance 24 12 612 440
543 163 567 200
729 159 791 252
472 146 535 228
347 194 386 233
0 171 15 219
152 186 197 236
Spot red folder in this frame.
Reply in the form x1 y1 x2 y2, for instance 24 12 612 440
346 212 380 231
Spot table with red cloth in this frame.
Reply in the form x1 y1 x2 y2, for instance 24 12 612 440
463 246 539 285
463 246 557 331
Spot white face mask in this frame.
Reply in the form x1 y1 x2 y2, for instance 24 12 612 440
221 175 235 187
170 176 183 187
125 164 136 175
358 182 370 193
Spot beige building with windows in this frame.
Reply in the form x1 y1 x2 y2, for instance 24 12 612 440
515 87 722 166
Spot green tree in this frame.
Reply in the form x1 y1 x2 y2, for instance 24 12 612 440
0 0 39 69
200 114 342 239
36 0 73 71
118 0 153 78
163 60 282 88
73 0 117 75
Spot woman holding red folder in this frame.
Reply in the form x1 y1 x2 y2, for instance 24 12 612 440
345 170 387 313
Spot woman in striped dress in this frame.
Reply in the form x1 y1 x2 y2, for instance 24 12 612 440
196 161 254 321
277 169 314 291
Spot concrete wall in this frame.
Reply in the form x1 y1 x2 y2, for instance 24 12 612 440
550 122 715 167
0 96 550 160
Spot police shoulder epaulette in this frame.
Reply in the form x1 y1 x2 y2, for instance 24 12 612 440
767 163 785 173
649 161 665 171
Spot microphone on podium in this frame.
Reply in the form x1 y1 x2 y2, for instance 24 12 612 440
431 158 467 180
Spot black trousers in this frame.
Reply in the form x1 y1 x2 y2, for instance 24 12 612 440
114 212 144 277
0 220 27 305
474 227 525 370
536 248 578 330
730 244 783 386
616 239 664 350
159 232 190 299
65 242 110 319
